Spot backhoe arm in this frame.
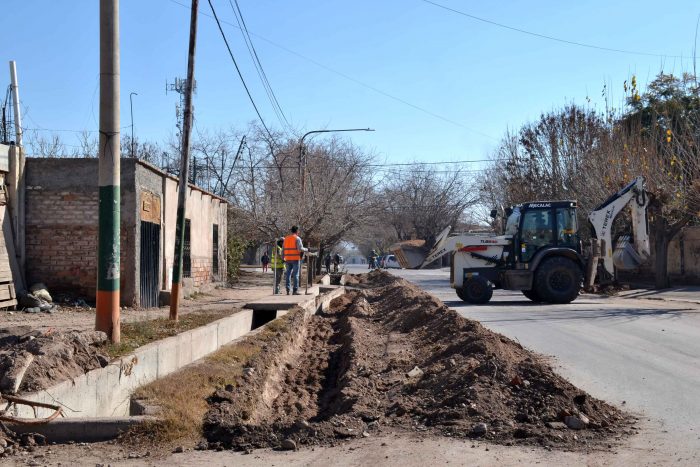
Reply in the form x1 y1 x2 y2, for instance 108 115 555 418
587 176 650 276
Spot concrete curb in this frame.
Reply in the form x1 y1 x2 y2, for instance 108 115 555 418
8 416 154 443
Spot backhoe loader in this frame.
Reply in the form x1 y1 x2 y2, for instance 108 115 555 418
390 177 650 304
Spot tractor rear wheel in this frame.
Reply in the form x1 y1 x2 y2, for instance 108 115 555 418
458 276 493 304
534 256 582 304
521 289 542 302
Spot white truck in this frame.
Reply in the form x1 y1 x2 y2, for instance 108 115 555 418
391 177 650 304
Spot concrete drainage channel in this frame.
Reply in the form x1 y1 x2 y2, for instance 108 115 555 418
6 276 346 443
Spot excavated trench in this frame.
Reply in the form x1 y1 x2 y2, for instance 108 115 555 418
203 271 630 452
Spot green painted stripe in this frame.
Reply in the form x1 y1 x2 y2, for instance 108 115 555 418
97 185 120 291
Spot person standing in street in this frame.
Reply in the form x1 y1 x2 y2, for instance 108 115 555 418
261 252 270 273
283 225 308 295
271 238 285 294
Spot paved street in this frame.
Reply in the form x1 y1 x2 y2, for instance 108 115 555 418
347 265 700 462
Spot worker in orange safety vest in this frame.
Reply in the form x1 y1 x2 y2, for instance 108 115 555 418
283 225 308 295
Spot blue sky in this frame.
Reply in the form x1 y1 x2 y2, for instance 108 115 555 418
4 0 699 168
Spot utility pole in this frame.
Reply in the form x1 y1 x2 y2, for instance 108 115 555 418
9 62 22 146
96 0 121 343
9 60 26 292
170 0 199 321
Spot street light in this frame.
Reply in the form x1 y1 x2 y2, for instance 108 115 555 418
129 92 138 158
298 128 375 193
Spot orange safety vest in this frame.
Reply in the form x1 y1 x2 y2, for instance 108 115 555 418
283 234 301 261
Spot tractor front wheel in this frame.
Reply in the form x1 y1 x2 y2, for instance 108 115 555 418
534 256 582 304
458 276 493 304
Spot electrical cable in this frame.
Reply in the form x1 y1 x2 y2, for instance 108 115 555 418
229 0 291 132
167 0 495 140
420 0 688 59
207 0 277 142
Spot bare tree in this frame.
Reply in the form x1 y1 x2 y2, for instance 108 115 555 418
383 164 479 249
25 130 69 157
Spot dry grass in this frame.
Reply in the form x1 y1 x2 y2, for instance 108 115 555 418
123 312 295 450
104 311 230 358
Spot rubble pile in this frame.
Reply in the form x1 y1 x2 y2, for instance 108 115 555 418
0 426 47 459
203 271 628 452
0 326 110 394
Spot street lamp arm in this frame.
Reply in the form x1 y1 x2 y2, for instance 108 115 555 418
300 128 374 146
298 127 375 194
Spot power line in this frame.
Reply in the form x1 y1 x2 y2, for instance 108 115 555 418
206 0 277 142
229 0 291 132
421 0 688 59
167 0 495 140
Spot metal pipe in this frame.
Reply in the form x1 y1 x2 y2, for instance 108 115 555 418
298 128 374 193
129 92 137 158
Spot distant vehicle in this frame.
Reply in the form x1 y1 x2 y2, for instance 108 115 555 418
383 254 401 269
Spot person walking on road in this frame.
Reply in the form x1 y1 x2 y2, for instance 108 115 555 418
271 238 285 294
325 253 332 274
261 252 270 273
283 225 308 295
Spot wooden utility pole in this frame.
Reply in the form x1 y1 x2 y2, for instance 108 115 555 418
96 0 121 343
170 0 199 321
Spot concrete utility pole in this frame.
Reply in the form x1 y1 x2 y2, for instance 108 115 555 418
170 0 199 321
8 60 26 291
9 62 23 146
96 0 121 343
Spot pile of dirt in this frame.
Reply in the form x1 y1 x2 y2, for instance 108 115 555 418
203 271 628 452
0 327 109 394
343 269 397 288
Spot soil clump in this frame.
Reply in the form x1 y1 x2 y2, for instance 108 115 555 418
203 271 628 452
0 327 109 394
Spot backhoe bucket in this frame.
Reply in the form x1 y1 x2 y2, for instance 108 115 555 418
613 235 644 270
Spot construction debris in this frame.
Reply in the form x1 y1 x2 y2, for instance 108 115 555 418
203 270 628 452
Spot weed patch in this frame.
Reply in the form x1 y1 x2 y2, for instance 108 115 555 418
104 311 230 358
122 311 298 450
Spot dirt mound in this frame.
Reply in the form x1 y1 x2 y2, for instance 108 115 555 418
0 328 109 394
203 271 628 452
343 269 397 288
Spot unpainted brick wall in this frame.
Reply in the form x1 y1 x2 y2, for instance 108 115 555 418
189 257 211 287
25 189 130 300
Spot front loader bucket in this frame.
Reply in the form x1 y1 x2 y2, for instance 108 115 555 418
613 235 644 270
389 241 428 269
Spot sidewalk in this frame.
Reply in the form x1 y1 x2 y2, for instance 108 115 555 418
617 286 700 305
0 270 273 333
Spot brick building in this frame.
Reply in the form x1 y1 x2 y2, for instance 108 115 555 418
24 158 227 307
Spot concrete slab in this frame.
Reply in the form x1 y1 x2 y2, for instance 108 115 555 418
244 292 317 310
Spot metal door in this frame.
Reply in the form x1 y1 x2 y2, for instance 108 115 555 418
140 221 161 308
